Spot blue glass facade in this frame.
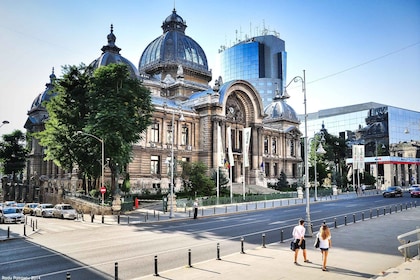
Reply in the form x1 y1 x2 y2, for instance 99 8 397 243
219 35 287 108
303 103 420 147
302 103 420 188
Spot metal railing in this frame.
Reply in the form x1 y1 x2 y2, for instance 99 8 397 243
397 226 420 261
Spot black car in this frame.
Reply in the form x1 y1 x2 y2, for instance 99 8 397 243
382 186 403 198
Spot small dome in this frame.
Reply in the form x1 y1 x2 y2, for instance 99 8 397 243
264 93 299 123
30 67 56 110
139 9 210 76
89 25 139 78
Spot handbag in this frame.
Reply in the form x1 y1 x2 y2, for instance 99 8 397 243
314 237 320 248
290 240 296 251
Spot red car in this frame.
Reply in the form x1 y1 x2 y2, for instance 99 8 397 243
410 187 420 198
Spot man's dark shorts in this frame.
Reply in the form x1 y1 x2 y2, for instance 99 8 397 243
294 239 306 249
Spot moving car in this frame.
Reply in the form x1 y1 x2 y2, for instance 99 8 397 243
410 186 420 198
23 203 39 215
382 186 403 198
34 203 55 217
52 204 77 220
0 207 25 223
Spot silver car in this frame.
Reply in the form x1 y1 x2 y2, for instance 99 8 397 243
34 203 55 218
0 207 25 223
52 204 77 220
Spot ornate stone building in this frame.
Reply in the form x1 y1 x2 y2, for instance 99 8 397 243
24 9 303 202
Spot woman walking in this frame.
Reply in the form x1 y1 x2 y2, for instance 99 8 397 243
317 224 332 271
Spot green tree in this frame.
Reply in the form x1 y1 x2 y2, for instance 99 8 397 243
275 171 289 191
210 167 230 195
35 63 153 192
0 130 28 180
180 161 215 197
0 130 28 200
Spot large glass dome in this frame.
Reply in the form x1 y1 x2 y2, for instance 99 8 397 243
139 9 209 74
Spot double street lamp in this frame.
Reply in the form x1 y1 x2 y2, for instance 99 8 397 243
284 70 313 237
311 134 326 201
76 131 105 205
164 104 184 218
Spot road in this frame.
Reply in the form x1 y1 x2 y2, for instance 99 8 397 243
0 194 417 279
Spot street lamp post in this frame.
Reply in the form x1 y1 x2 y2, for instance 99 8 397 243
284 70 313 237
76 131 104 205
165 105 184 218
0 120 10 128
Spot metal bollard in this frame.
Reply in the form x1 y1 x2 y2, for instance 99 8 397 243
344 216 347 226
334 218 337 228
7 226 10 239
102 215 104 223
66 272 71 279
255 202 257 210
216 243 221 260
146 212 149 220
24 225 26 236
384 208 386 216
370 210 372 219
264 201 266 208
153 255 159 276
377 209 379 217
117 214 120 224
188 249 192 267
395 205 398 213
400 204 403 211
36 220 38 230
225 206 227 213
240 237 245 254
280 229 284 243
362 212 364 221
353 214 356 223
127 216 130 224
246 204 248 211
389 207 392 214
115 262 118 280
262 233 266 248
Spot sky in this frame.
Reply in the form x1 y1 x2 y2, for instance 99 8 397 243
1 0 419 135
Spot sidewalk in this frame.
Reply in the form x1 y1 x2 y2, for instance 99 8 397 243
1 194 419 280
135 207 420 280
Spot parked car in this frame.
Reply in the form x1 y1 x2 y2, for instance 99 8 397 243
410 187 420 198
52 204 77 220
23 203 39 215
0 207 25 223
4 201 17 207
407 185 419 193
382 186 403 198
34 203 55 217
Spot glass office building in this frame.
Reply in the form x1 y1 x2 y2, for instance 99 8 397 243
300 102 420 188
219 35 287 108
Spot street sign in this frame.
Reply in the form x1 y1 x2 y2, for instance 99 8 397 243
100 187 106 194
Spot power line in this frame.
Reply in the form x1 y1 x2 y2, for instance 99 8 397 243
308 41 420 84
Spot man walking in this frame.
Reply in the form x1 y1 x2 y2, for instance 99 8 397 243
292 219 311 264
193 199 198 219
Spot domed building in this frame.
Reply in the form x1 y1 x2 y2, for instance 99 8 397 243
89 24 139 79
24 8 303 205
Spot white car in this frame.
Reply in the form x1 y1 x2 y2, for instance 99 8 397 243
34 203 55 217
0 207 25 223
52 204 77 220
